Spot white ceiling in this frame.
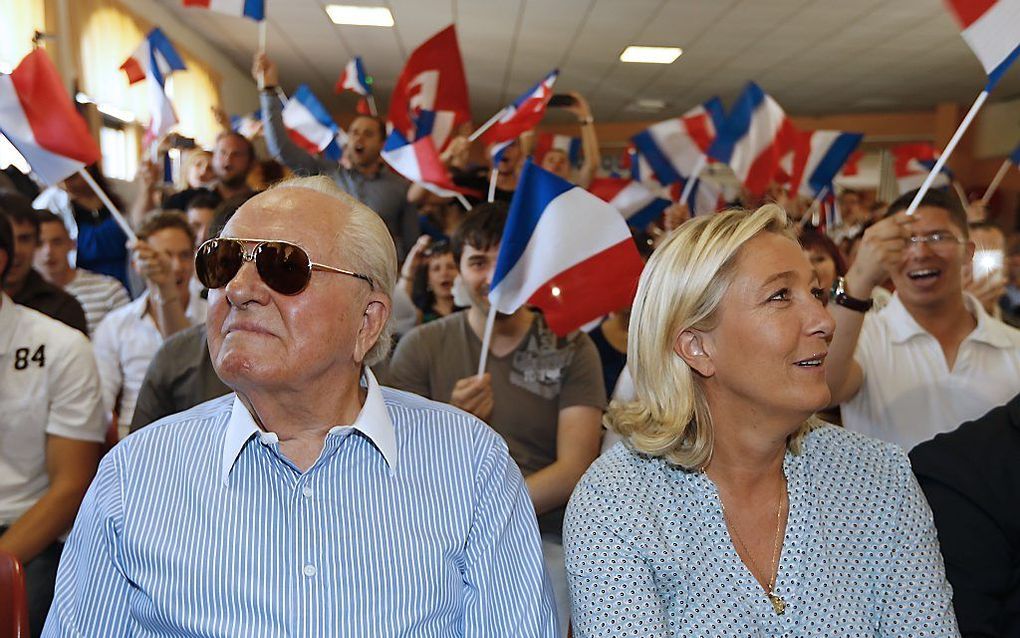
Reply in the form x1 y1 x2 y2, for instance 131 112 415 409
156 0 1020 123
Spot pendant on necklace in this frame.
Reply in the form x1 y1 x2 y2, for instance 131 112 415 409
768 592 786 615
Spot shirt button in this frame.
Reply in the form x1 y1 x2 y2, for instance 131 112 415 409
303 564 316 577
302 486 313 498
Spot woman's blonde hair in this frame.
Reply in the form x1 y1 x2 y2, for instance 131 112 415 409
606 204 815 470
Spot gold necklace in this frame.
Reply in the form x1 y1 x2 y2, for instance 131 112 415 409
718 479 787 615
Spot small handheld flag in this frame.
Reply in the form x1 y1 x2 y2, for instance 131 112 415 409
335 57 371 96
980 141 1020 203
182 0 265 21
474 69 558 148
381 130 479 202
281 85 345 161
120 28 187 143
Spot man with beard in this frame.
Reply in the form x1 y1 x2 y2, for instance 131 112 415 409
825 188 1020 451
253 54 419 258
160 133 257 212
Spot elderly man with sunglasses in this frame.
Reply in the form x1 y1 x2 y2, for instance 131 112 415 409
43 176 559 637
825 188 1020 451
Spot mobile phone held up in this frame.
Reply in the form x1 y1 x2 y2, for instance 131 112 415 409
973 248 1005 279
547 93 577 108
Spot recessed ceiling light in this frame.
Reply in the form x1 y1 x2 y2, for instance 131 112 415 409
620 46 683 64
325 5 394 27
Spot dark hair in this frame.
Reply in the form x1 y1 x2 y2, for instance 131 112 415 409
207 193 256 240
0 213 12 283
351 114 387 138
35 210 71 236
186 192 221 211
411 241 453 313
79 163 125 212
137 210 196 246
886 188 969 240
451 201 508 264
256 159 286 186
215 131 256 162
0 189 40 241
799 228 848 277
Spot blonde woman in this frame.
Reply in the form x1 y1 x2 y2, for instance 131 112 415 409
563 205 958 637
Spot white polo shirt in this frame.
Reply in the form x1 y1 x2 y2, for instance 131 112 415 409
93 290 207 440
0 294 105 526
843 292 1020 450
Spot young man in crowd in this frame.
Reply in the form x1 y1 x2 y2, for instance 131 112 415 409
386 202 605 633
825 188 1020 450
253 54 420 258
92 212 206 440
0 214 105 637
33 211 129 336
0 192 88 335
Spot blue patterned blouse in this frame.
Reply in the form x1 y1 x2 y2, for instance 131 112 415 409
564 424 959 637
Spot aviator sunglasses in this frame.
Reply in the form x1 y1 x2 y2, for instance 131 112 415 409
195 237 374 295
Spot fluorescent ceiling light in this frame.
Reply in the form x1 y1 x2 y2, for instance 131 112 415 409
325 5 394 26
620 46 683 64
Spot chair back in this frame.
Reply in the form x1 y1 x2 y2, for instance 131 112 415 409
0 549 30 638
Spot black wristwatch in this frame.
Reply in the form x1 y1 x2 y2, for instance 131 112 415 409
830 276 874 313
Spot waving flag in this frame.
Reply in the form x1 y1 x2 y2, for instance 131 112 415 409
631 98 724 186
893 143 953 194
533 133 582 167
490 161 645 335
482 70 558 160
0 49 101 185
120 28 186 142
679 175 724 216
282 85 345 161
709 82 798 196
381 130 477 199
787 130 864 198
335 57 371 96
182 0 264 20
387 25 470 151
589 177 670 229
944 0 1020 89
230 110 262 139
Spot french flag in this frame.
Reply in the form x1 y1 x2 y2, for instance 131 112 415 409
893 143 953 194
709 82 798 196
282 85 344 162
230 110 262 139
120 28 186 142
588 177 670 229
944 0 1020 89
490 161 645 336
787 130 863 198
631 98 725 185
182 0 264 20
335 57 371 96
679 175 724 216
533 133 582 166
0 49 101 185
483 70 558 159
381 130 476 199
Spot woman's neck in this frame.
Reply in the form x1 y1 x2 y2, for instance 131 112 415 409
433 294 455 316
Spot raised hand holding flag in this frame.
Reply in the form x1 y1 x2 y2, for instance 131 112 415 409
981 141 1020 203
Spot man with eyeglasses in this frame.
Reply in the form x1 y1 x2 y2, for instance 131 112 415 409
43 176 558 637
825 188 1020 451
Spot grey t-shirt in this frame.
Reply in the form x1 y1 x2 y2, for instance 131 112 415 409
386 310 606 535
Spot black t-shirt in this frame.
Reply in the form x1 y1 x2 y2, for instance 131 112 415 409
162 187 221 211
452 167 514 205
588 322 627 401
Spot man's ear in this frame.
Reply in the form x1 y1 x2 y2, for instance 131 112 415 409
674 329 715 378
353 292 390 364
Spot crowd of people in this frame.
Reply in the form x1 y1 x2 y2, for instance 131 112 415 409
2 49 1020 638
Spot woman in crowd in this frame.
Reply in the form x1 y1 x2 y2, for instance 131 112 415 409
399 236 464 324
563 205 957 636
798 227 846 293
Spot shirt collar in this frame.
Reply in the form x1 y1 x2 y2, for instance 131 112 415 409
134 289 204 322
220 367 397 484
0 294 18 355
885 291 1014 348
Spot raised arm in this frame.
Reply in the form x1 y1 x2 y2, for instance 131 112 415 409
566 92 600 189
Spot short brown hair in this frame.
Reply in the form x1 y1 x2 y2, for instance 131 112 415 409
137 210 196 246
451 202 507 264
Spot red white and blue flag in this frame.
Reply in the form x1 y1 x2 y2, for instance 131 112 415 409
533 133 582 167
381 130 476 199
335 57 371 96
182 0 264 20
588 177 670 229
787 130 863 199
387 25 471 151
120 28 187 142
944 0 1020 89
0 49 101 185
282 85 345 162
230 110 262 139
893 143 953 194
631 97 725 185
490 160 645 335
482 70 558 160
709 82 798 196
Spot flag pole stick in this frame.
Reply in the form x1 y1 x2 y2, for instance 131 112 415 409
952 180 970 210
367 95 378 117
455 193 473 211
77 168 137 242
487 169 498 203
904 90 989 216
469 110 504 143
981 157 1012 204
679 155 707 204
258 21 267 53
477 302 498 377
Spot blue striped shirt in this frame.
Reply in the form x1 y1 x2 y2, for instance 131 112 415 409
43 370 559 637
